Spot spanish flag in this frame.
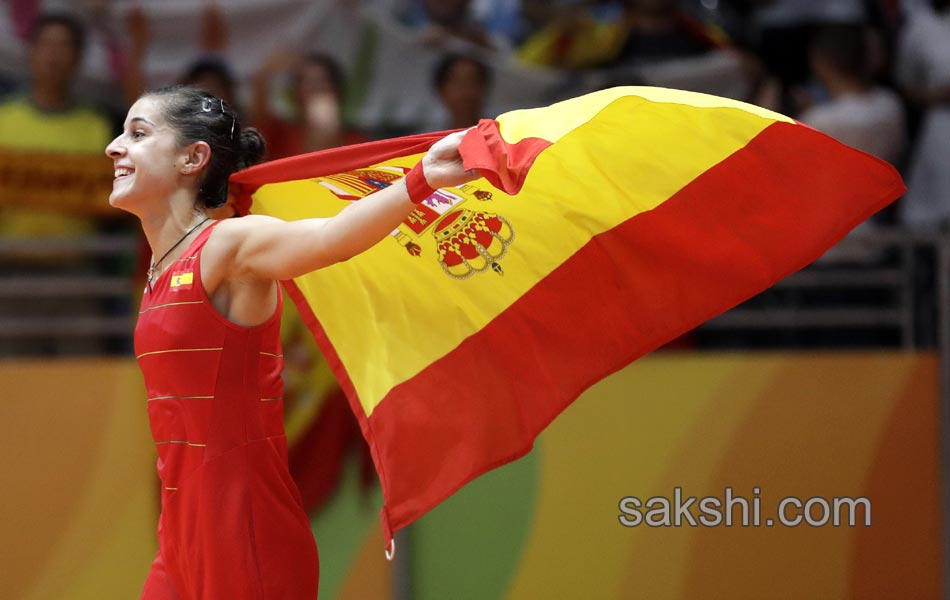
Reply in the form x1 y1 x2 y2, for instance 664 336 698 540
231 87 905 549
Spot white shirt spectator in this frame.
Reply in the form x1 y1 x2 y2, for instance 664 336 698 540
800 87 906 263
895 8 950 230
799 87 906 165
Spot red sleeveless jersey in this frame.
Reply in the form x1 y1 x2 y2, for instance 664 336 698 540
135 220 319 599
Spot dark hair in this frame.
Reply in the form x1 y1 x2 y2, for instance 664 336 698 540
182 57 236 93
809 24 869 81
432 53 491 91
28 12 86 56
144 85 266 208
294 53 346 99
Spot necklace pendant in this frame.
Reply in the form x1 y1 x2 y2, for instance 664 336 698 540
146 267 156 292
145 216 210 294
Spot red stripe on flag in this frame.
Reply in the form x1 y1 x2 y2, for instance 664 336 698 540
281 279 395 527
361 121 905 538
460 118 553 194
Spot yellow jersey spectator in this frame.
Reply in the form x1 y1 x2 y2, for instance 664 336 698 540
0 13 112 238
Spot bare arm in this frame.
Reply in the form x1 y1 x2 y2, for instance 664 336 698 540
249 49 298 127
121 8 150 108
217 129 475 282
225 178 419 281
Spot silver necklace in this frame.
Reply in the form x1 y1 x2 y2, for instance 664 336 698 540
146 216 210 291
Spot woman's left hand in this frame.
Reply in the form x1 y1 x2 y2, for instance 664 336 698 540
420 129 480 189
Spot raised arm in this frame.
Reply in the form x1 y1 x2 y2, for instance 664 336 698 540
249 49 297 128
218 129 475 282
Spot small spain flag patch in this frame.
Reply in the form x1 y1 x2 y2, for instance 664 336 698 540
169 271 194 289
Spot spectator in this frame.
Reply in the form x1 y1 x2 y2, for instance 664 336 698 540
894 0 950 231
751 0 868 87
432 53 491 130
0 12 112 238
799 24 905 165
182 56 239 108
0 13 119 356
251 51 367 159
798 24 906 264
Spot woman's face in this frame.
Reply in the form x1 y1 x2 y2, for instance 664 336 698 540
105 97 187 212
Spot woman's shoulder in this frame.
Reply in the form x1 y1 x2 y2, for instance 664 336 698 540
209 214 284 242
197 216 273 296
203 215 286 276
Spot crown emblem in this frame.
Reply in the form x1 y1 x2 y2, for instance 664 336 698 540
433 210 514 279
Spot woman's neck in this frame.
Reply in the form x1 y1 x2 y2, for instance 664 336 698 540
140 197 210 271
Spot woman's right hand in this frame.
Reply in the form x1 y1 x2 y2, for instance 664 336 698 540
420 129 480 189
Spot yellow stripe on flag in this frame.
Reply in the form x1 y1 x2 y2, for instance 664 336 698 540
493 86 792 146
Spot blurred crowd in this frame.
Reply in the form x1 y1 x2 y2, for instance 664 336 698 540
0 0 948 354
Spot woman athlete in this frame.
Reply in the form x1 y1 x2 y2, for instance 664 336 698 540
105 86 476 599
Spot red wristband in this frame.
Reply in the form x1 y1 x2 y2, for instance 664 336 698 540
405 162 436 204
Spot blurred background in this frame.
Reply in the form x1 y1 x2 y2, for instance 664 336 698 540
0 0 947 598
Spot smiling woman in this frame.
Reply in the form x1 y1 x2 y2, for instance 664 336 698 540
104 85 477 599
